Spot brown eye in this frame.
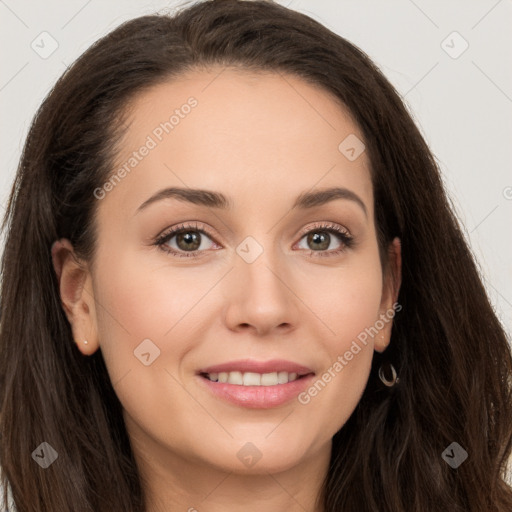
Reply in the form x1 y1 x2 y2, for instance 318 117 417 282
295 222 354 258
154 222 218 258
175 231 202 252
305 231 332 251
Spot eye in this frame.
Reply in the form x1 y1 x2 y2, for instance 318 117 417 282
154 222 218 259
153 221 354 259
295 222 354 258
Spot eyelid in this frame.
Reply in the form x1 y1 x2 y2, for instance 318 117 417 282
296 221 351 239
155 221 352 243
154 221 218 247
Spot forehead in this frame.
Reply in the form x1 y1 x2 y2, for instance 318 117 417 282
104 67 373 219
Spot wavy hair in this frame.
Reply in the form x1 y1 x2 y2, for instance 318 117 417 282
1 1 511 510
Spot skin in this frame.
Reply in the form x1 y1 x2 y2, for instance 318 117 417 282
52 67 401 512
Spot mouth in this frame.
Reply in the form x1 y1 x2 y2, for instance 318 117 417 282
195 359 316 408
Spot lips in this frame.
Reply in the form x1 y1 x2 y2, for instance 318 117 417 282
195 359 316 408
197 358 314 376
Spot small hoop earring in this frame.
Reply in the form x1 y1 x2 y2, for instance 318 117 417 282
378 362 399 387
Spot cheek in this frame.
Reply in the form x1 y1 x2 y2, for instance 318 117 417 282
93 241 215 335
298 249 383 352
90 249 210 439
293 248 383 430
90 248 207 379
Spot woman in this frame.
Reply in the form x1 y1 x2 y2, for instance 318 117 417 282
1 1 511 510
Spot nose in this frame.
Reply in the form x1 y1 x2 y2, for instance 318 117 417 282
223 243 301 337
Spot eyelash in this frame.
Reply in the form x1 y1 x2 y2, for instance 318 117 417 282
153 221 354 259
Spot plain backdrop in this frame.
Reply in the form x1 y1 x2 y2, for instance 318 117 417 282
0 0 511 480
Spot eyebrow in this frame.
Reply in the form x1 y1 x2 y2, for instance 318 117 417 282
136 186 368 218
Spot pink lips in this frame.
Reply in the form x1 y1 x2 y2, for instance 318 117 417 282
196 359 315 409
198 358 314 376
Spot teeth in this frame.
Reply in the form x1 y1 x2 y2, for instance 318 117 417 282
228 371 243 385
205 371 300 386
243 372 261 386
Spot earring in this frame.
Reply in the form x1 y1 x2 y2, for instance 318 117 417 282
378 361 399 387
83 340 88 345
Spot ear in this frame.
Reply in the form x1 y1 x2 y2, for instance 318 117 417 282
374 237 402 353
51 239 99 356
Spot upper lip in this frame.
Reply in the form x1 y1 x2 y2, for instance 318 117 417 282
198 359 315 376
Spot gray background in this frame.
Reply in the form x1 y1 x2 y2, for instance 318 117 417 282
0 0 511 477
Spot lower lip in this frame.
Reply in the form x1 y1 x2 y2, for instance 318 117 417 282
197 374 315 409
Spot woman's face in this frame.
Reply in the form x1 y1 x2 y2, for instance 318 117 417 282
56 68 400 480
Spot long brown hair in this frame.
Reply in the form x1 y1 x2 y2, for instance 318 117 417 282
1 1 511 510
